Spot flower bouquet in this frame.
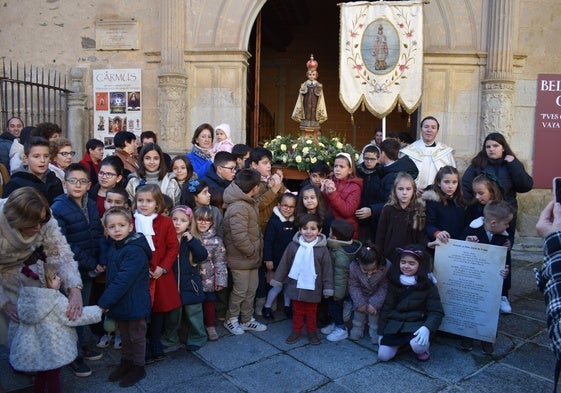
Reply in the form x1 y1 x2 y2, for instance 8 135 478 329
264 134 359 172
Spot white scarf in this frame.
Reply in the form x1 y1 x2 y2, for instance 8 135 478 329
134 211 157 251
400 274 417 286
288 236 318 290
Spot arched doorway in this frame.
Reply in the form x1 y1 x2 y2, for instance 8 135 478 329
246 0 417 149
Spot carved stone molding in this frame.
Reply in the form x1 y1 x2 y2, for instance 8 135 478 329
481 80 515 140
158 75 188 151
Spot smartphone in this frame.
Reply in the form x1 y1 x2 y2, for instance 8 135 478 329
554 177 561 204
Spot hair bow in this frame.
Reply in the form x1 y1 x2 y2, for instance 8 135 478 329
396 247 423 259
188 179 200 193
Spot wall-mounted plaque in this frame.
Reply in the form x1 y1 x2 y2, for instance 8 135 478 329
96 19 140 51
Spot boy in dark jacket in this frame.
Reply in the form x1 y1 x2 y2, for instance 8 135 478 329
98 207 152 387
2 136 63 203
51 163 104 376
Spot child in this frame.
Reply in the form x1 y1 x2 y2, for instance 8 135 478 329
50 163 104 374
295 184 333 236
261 193 298 320
170 155 195 190
126 143 180 205
355 145 383 242
423 166 467 243
378 245 444 362
133 184 181 361
322 153 363 239
249 147 286 231
271 213 333 345
192 206 228 341
210 123 234 157
376 172 427 262
348 243 389 343
321 219 362 342
3 136 64 203
97 207 152 387
89 156 125 217
10 261 102 392
461 200 513 353
165 206 209 351
465 173 503 225
181 178 224 238
222 168 268 335
300 160 330 190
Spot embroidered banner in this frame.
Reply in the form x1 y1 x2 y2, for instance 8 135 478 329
339 1 424 118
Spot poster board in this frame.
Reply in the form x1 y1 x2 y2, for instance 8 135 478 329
93 69 142 149
433 239 507 343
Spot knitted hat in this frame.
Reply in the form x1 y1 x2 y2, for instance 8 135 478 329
18 260 48 288
215 123 231 139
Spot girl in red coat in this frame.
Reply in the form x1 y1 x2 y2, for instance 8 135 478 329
322 153 363 239
133 184 180 362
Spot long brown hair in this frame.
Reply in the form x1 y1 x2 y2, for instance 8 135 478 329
471 133 517 169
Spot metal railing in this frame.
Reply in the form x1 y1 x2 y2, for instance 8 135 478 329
0 59 70 129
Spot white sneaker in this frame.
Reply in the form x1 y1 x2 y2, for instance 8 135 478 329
113 333 122 349
240 318 267 332
224 318 245 335
326 327 348 342
96 334 111 348
500 296 512 314
320 323 335 335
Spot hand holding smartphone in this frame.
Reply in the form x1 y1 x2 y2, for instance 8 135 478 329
554 177 561 204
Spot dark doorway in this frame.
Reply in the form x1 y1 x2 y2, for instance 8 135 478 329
246 0 418 149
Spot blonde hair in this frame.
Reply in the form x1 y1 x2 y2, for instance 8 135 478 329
44 264 59 289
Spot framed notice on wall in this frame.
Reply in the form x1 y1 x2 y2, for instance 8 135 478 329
533 74 561 188
93 69 142 149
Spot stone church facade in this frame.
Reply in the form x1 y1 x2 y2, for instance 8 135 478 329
1 0 559 239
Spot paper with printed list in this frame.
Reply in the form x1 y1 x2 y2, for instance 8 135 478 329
433 239 507 343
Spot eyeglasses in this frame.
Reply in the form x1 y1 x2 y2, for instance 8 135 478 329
363 157 378 162
98 171 118 178
196 217 212 223
280 204 296 209
66 178 89 185
58 151 76 158
220 165 236 173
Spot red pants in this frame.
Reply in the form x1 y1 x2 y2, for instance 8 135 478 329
292 300 318 333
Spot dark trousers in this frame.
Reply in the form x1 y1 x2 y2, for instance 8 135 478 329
327 297 344 327
34 368 60 393
118 319 147 366
292 300 318 333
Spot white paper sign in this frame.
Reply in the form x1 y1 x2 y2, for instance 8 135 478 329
433 239 507 343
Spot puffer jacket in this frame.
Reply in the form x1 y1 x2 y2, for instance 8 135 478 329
51 194 103 273
98 233 152 320
327 237 362 299
223 181 262 270
198 227 228 292
323 176 363 239
10 287 101 372
348 259 390 312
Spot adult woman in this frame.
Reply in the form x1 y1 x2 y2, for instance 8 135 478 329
49 137 75 182
0 187 83 345
461 132 533 241
187 123 214 178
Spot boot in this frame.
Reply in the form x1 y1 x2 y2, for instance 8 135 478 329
349 314 365 341
108 359 133 382
285 330 301 344
119 365 146 387
254 297 266 316
307 330 320 345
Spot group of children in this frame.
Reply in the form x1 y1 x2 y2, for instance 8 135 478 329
5 128 519 392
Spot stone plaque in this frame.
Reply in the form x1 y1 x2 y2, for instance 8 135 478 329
96 19 140 51
433 239 506 343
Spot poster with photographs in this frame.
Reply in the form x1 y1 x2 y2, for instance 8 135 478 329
93 69 142 149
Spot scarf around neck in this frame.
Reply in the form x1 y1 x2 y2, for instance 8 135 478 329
191 144 211 160
288 235 319 290
134 212 157 251
400 274 417 286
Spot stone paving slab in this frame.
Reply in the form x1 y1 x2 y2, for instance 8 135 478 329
227 353 329 393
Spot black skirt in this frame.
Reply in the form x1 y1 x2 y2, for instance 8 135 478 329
380 332 415 347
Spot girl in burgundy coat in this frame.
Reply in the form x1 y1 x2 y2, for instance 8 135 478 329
322 153 363 239
133 184 180 361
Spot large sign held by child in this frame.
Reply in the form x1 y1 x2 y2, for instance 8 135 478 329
433 239 506 343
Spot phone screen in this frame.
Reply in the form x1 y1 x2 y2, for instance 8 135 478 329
555 177 561 204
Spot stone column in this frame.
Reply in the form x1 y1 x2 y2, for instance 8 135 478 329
67 67 88 157
158 0 188 154
481 0 516 141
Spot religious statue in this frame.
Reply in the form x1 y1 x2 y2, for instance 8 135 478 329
372 24 389 70
291 54 328 131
